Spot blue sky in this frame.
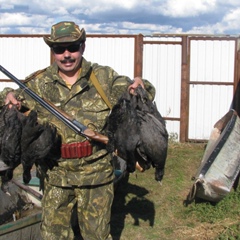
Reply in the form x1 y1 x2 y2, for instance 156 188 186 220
0 0 240 35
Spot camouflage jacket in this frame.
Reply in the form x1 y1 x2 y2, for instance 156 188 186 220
0 58 155 187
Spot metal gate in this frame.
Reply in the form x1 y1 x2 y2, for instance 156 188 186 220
0 34 238 142
142 35 238 142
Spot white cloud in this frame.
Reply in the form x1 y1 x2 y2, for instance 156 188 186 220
219 8 240 33
0 4 14 10
0 0 240 35
0 13 30 26
121 22 183 34
162 0 216 17
186 6 240 34
223 8 240 25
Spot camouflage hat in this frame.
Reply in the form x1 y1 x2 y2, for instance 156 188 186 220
43 21 86 47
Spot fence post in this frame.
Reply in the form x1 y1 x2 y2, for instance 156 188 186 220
134 34 143 77
235 39 240 90
180 36 189 142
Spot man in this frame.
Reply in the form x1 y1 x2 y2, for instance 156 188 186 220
2 21 155 239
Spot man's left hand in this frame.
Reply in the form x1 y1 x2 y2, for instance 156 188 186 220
128 77 144 94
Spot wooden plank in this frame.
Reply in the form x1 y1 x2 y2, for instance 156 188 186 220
0 212 42 236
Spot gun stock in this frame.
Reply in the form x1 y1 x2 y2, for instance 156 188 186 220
0 65 109 145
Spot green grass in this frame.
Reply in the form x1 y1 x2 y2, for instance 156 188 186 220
111 142 240 240
11 142 240 239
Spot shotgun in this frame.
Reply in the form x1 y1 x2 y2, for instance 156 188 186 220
0 65 108 144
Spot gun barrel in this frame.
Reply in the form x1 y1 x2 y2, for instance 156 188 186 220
0 65 109 144
0 65 86 136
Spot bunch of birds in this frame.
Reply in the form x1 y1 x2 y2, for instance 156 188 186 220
0 105 61 192
0 85 168 194
106 86 168 183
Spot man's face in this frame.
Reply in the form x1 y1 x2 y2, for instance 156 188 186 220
52 42 85 73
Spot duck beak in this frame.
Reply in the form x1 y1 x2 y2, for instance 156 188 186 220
135 161 144 172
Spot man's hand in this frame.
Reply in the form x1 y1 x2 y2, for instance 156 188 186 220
5 92 21 109
128 77 144 95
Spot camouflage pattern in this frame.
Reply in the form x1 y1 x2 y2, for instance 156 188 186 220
0 57 155 239
0 59 156 188
44 21 86 47
41 180 113 240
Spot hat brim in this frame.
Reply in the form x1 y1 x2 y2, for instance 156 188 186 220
43 36 82 47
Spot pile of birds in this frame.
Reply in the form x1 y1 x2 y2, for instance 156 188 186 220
0 105 61 192
106 86 168 183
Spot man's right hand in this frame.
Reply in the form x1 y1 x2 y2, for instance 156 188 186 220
5 92 21 109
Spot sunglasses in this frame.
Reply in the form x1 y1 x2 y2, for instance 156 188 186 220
52 43 82 54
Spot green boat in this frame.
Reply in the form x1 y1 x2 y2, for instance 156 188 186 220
0 167 127 239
